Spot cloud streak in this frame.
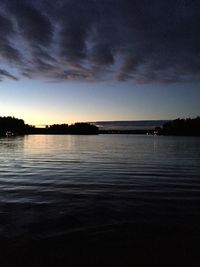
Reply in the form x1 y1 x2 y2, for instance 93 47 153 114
0 69 18 81
0 0 200 83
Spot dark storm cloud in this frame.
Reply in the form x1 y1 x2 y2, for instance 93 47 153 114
0 41 21 63
0 13 22 64
90 44 114 66
6 0 52 46
0 12 13 35
0 0 200 83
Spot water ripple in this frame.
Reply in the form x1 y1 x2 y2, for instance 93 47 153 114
0 135 200 239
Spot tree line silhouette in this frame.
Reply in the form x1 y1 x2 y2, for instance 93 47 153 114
155 117 200 136
0 117 99 136
0 116 34 136
1 116 200 136
46 123 99 134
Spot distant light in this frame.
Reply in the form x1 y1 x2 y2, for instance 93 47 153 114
35 125 47 128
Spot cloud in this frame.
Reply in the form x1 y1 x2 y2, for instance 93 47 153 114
6 0 52 46
0 13 22 64
0 69 18 81
0 0 200 83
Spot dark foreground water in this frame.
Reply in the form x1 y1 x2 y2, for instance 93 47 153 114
0 134 200 266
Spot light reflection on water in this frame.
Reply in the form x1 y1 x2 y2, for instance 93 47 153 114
0 134 200 240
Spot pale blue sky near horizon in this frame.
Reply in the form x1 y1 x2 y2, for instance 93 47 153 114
0 78 199 125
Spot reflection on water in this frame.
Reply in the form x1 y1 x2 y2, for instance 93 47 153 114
0 134 200 240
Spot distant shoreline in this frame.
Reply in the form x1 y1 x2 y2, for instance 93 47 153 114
1 116 200 136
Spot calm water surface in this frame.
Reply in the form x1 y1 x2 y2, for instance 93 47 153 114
0 134 200 241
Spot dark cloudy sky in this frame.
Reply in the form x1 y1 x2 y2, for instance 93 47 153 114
0 0 200 124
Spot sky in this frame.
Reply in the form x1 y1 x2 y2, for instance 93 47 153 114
0 0 200 125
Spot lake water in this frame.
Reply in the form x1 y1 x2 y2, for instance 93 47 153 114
0 134 200 265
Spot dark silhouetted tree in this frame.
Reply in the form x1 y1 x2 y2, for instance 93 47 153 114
156 117 200 136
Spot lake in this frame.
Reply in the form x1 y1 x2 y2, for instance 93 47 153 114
0 134 200 266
